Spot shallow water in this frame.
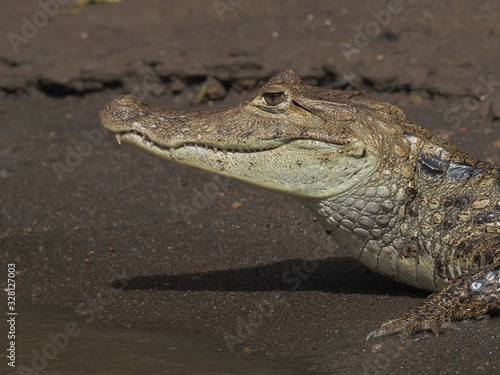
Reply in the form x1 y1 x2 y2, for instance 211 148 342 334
5 306 305 375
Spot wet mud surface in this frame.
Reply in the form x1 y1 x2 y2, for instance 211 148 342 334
2 1 500 374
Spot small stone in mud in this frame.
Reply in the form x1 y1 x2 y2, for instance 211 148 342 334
171 78 186 94
238 78 257 91
232 201 243 209
205 76 226 100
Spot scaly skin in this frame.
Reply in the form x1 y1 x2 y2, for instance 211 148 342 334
99 70 500 339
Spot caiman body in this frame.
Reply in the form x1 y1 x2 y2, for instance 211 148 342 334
100 70 500 338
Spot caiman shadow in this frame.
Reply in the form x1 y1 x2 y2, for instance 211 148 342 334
110 257 429 297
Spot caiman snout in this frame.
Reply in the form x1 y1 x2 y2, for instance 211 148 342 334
99 94 138 130
100 94 178 134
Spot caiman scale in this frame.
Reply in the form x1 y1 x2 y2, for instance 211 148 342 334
99 70 500 339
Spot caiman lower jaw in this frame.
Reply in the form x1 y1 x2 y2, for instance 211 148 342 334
110 129 376 200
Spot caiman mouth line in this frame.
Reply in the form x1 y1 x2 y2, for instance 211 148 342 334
113 130 285 158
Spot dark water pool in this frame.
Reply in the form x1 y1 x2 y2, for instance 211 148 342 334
5 306 305 375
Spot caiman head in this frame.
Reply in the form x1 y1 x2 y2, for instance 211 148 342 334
99 70 409 199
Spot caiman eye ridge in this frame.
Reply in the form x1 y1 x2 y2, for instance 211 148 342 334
114 130 279 158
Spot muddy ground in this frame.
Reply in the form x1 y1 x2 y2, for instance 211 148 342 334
2 1 500 374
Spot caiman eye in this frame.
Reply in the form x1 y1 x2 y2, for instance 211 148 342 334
263 92 285 106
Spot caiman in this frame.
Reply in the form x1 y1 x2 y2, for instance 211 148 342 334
99 70 500 339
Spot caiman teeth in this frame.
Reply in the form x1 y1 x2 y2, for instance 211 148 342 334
117 130 277 155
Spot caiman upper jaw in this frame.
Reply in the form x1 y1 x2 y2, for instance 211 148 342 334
99 94 292 151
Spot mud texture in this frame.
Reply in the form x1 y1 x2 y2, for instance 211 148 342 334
2 1 500 374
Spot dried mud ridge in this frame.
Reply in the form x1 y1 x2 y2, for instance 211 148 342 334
2 60 496 107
